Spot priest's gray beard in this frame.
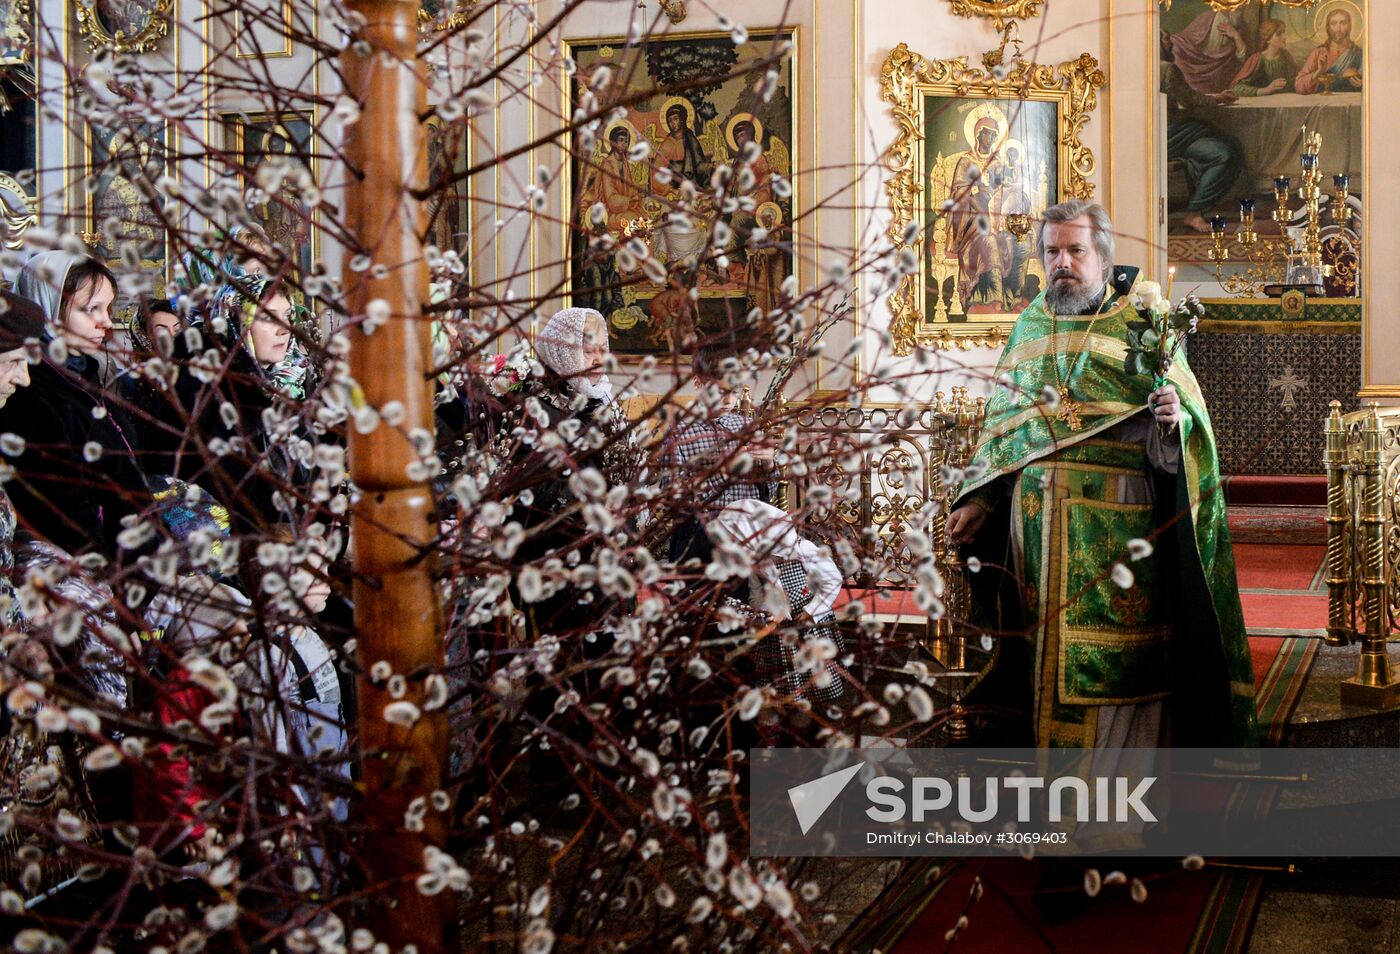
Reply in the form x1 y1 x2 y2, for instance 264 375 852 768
1045 277 1106 315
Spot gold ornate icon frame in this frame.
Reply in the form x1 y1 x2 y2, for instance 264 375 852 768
0 174 37 251
1158 0 1315 11
73 0 172 54
1 0 32 66
418 0 475 34
879 43 1105 353
947 0 1043 31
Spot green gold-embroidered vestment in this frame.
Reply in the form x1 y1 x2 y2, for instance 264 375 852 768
956 289 1259 749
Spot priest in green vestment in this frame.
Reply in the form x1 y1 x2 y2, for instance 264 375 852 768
947 199 1258 751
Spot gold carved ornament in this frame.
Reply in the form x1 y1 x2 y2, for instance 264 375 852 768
1 0 32 66
947 0 1043 31
73 0 171 54
1159 1 1314 10
0 174 37 251
418 0 475 34
657 0 688 24
879 42 1105 355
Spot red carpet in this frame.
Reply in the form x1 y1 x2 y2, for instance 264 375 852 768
1233 543 1328 638
887 857 1260 954
1232 543 1324 591
1239 594 1327 633
839 544 1329 637
1223 475 1326 507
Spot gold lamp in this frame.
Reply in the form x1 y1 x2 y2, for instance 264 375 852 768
1208 214 1230 272
1331 174 1352 227
1237 198 1257 248
1005 212 1033 241
1273 176 1292 228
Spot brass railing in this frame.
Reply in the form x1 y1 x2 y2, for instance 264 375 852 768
632 386 988 672
781 389 987 667
1324 401 1400 708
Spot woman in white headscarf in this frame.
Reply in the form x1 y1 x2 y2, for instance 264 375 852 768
519 305 638 494
506 308 635 624
504 307 642 790
0 250 154 561
534 306 615 404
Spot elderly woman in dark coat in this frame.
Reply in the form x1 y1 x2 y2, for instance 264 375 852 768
505 306 639 636
492 307 644 791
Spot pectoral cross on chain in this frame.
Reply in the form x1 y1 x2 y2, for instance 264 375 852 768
1056 388 1085 432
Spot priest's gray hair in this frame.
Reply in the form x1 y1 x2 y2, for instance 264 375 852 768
1036 199 1115 280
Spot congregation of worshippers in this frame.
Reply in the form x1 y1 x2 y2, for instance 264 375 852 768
0 210 866 831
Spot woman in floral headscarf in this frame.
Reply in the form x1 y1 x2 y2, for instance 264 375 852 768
175 223 321 401
175 223 280 295
157 274 313 534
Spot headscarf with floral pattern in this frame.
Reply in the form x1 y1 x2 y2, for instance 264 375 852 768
200 275 318 400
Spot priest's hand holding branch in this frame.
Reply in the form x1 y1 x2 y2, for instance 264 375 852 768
947 500 989 544
1150 384 1182 429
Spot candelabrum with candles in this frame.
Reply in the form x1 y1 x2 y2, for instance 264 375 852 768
1210 125 1352 298
1294 129 1329 288
1207 202 1277 297
1208 202 1291 298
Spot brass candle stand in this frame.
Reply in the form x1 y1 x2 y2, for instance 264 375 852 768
1331 174 1352 227
1324 401 1400 709
1273 176 1292 228
1297 129 1328 286
930 387 987 742
1210 125 1350 298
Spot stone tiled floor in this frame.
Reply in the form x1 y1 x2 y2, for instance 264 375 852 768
1251 861 1400 953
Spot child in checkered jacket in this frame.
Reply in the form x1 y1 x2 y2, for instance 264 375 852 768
707 498 847 703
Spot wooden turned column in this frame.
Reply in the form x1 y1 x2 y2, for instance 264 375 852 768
341 1 451 947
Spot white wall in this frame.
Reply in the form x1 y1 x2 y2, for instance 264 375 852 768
1361 0 1395 398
